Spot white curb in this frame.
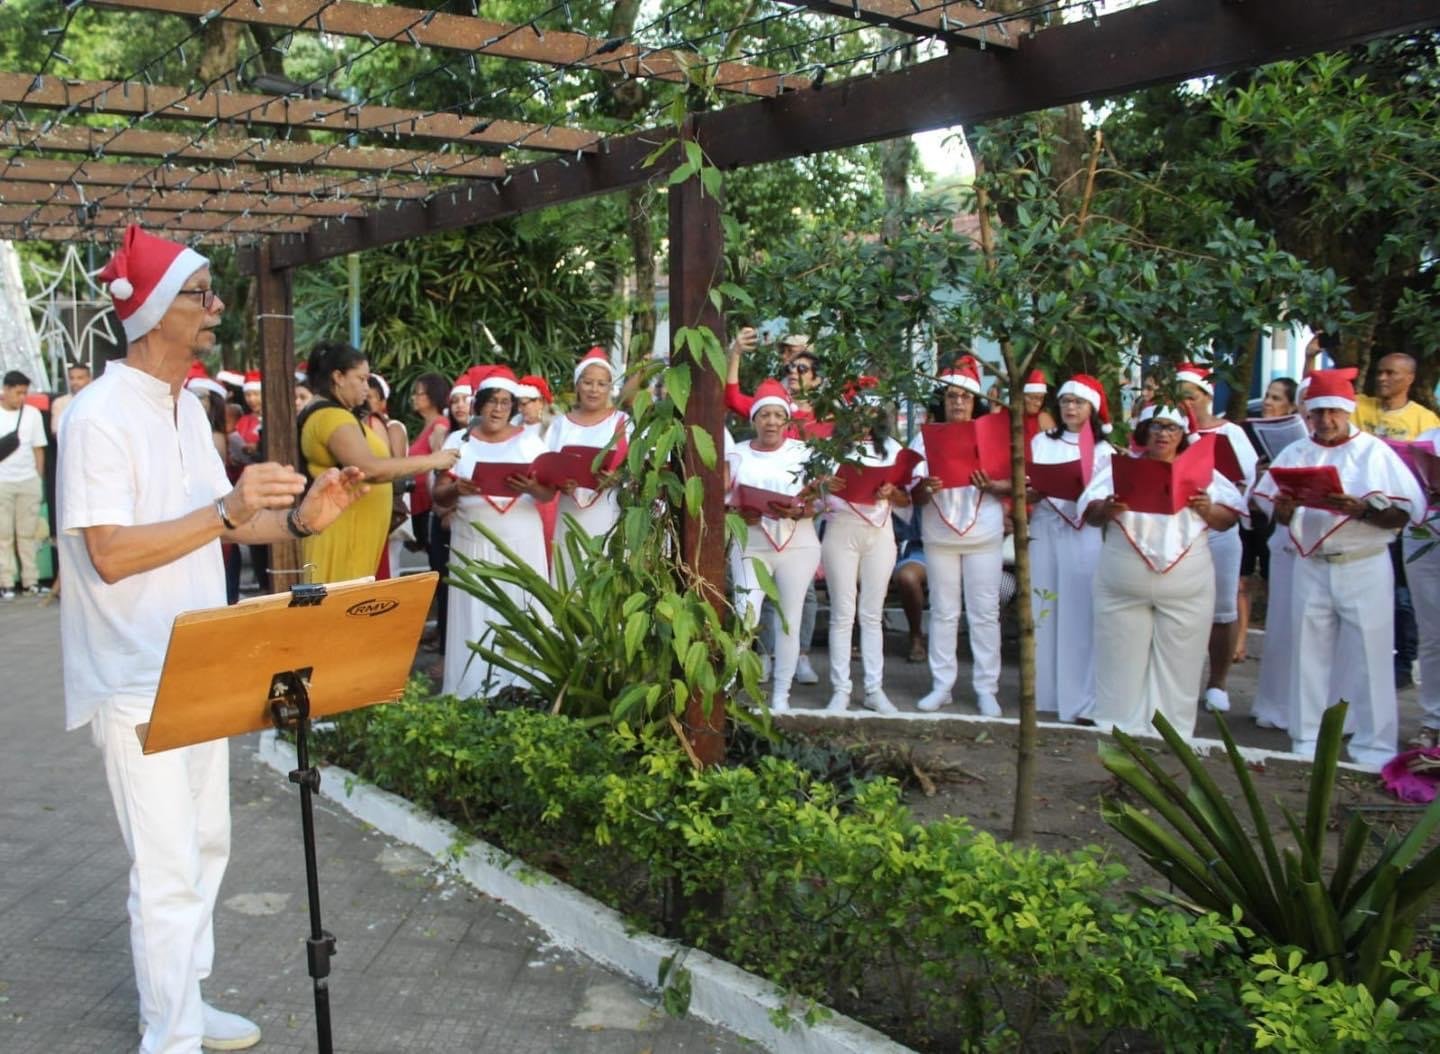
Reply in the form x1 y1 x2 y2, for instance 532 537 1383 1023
256 731 913 1054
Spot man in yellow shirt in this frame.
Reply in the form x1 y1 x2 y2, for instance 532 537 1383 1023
1353 354 1440 440
1350 352 1438 695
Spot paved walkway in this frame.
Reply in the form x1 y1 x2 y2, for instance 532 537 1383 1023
0 599 749 1054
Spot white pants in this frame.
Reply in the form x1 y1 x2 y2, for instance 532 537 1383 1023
1407 532 1440 727
1209 524 1241 624
734 522 822 702
1288 549 1397 765
926 542 1003 697
1093 533 1214 737
1251 534 1294 729
92 703 230 1054
1030 512 1102 721
821 517 897 696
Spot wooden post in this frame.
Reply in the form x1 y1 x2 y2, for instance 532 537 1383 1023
667 142 728 768
254 237 301 586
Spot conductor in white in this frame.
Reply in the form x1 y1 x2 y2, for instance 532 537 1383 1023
1250 367 1425 767
57 226 364 1054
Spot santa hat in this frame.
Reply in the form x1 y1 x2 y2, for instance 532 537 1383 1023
1176 362 1214 396
937 357 983 395
473 364 520 396
1303 367 1358 413
1057 374 1112 433
216 368 245 388
1023 369 1049 395
450 369 475 399
97 225 209 342
370 373 390 401
749 378 793 420
183 361 225 398
516 375 553 403
1138 402 1188 428
242 369 262 392
573 346 617 386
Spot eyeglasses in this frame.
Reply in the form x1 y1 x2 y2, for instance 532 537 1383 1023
176 288 219 309
783 364 813 376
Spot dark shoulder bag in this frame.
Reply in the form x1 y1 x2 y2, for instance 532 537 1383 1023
0 406 24 462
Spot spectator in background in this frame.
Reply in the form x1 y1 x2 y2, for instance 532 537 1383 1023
1235 377 1300 664
0 370 48 599
1407 425 1440 748
48 361 92 433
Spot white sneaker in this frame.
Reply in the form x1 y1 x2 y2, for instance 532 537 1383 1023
140 1004 261 1051
975 692 1001 717
863 690 898 715
202 1005 262 1051
759 654 773 683
916 689 951 713
825 690 851 712
1204 687 1231 713
794 654 820 685
770 693 790 714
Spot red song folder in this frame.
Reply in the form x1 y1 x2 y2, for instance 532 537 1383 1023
1212 432 1251 484
1111 437 1215 515
834 449 923 501
921 412 1012 488
532 450 596 489
1267 465 1345 509
1028 460 1086 502
466 461 531 497
732 484 804 518
1385 439 1440 495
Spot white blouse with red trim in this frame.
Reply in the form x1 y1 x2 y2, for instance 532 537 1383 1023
1029 429 1116 530
905 428 1004 550
730 438 814 552
1250 428 1425 557
821 436 906 529
1078 454 1244 573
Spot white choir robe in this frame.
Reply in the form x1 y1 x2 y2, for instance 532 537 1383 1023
545 409 632 582
444 430 551 699
1029 430 1114 721
1079 457 1244 738
1251 428 1426 766
1194 420 1258 625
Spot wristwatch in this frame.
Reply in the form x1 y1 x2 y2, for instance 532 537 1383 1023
1360 494 1392 521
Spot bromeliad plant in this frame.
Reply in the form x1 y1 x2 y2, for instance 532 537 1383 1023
1100 702 1440 995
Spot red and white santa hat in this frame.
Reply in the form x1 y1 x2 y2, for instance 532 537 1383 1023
573 346 617 386
242 369 262 392
1023 369 1049 395
450 369 476 399
1138 402 1188 428
516 374 553 403
216 368 245 388
473 364 520 396
97 225 210 342
183 360 225 398
1176 361 1213 396
1057 373 1112 433
1302 367 1357 413
749 378 793 420
937 356 983 395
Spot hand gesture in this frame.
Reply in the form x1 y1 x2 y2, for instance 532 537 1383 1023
1187 491 1213 517
227 462 310 525
730 326 759 356
294 466 368 533
1323 492 1366 518
429 446 460 473
1272 493 1297 525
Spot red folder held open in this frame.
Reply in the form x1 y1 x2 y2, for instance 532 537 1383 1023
1028 460 1086 502
732 484 804 518
1112 436 1214 515
1268 465 1345 510
834 449 923 501
922 412 1012 488
1385 439 1440 497
466 461 531 497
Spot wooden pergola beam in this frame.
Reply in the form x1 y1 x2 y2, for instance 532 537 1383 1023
0 123 506 178
91 0 801 97
774 1 1030 49
0 224 239 244
0 204 313 233
261 0 1440 269
0 72 599 154
0 181 360 216
0 157 434 199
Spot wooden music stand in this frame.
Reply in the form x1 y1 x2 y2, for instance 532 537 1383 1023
142 573 438 1054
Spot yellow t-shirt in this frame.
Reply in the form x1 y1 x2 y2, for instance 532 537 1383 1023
1352 394 1440 441
299 405 394 582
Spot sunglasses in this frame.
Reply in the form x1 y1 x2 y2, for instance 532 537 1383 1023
783 363 813 376
176 288 219 309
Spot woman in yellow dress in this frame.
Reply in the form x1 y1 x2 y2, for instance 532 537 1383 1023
299 341 458 581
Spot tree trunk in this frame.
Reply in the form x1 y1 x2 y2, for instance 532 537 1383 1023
1227 331 1262 421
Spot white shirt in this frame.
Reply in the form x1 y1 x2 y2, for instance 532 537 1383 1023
545 410 631 510
450 428 548 515
1029 429 1115 529
0 401 47 483
729 438 812 551
1079 454 1244 573
57 361 230 729
906 428 1004 550
822 436 907 528
1251 428 1425 557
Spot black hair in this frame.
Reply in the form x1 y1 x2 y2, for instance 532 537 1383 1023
412 371 450 414
1046 392 1107 442
201 390 226 437
935 384 988 423
307 341 366 400
471 385 514 417
1268 376 1299 407
3 370 30 388
1134 416 1190 452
